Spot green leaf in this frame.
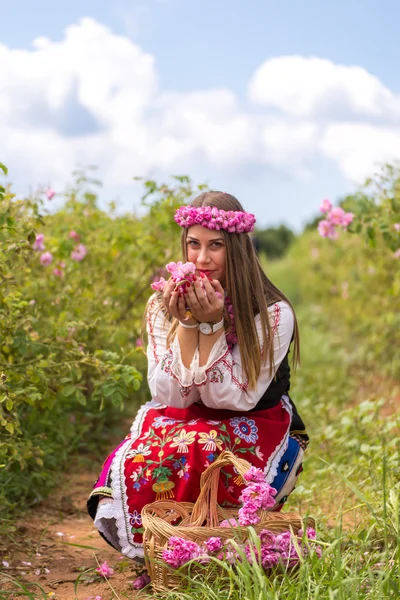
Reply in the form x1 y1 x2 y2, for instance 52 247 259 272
27 230 36 244
61 384 77 397
75 390 87 406
0 162 8 175
5 422 14 434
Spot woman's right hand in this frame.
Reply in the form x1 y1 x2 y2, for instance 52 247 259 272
162 277 177 316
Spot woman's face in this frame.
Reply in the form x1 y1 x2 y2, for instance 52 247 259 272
186 225 227 286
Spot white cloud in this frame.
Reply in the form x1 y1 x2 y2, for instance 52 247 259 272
2 19 400 208
320 123 400 181
248 55 400 121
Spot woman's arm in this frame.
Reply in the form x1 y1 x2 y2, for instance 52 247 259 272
193 301 294 411
146 295 200 408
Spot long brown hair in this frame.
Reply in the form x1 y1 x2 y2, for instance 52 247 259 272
165 191 300 389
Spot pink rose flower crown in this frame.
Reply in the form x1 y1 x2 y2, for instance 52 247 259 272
174 205 256 234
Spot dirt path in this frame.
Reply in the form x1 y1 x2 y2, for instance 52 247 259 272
1 470 145 600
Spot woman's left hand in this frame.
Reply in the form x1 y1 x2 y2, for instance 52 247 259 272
184 274 225 323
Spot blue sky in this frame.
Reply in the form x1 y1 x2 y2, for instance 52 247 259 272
1 0 400 229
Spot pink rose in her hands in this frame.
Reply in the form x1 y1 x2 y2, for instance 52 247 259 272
151 277 166 291
40 252 53 266
166 260 196 280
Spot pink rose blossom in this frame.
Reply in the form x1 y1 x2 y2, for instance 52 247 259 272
95 561 114 577
69 230 80 241
318 220 337 239
219 518 239 527
71 244 87 262
162 537 202 568
33 233 45 251
132 573 151 589
166 261 196 279
136 338 143 347
394 248 400 259
204 537 223 553
151 277 166 291
319 199 332 213
327 207 345 225
53 268 63 277
46 188 55 200
243 466 266 483
394 223 400 232
29 299 36 305
342 212 354 227
40 252 53 266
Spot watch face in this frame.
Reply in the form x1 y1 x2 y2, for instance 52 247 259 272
199 322 213 335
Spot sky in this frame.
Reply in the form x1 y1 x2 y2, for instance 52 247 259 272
1 0 400 230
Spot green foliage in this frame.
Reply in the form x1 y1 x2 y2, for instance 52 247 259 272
254 224 296 259
342 163 400 252
0 166 206 519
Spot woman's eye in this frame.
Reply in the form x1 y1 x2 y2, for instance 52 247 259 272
187 241 199 247
211 242 223 248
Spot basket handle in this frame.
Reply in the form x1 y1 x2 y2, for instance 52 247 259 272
190 450 252 528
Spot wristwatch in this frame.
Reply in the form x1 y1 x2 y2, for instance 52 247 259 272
198 318 224 335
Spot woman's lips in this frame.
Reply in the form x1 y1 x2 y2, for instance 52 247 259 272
198 270 214 276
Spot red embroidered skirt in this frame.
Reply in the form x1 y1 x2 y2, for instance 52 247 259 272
88 397 302 559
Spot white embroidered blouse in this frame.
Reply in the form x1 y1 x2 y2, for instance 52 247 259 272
146 294 294 412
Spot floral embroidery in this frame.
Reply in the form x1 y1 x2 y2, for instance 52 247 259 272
129 509 144 536
129 510 142 527
153 416 179 429
209 365 224 383
230 417 258 444
177 463 190 479
130 465 150 491
255 445 264 460
160 351 173 374
170 429 197 453
198 430 223 452
126 442 151 462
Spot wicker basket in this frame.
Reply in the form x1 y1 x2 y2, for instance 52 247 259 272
142 450 314 592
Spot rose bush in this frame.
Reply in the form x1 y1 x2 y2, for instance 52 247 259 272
276 163 400 378
0 166 205 521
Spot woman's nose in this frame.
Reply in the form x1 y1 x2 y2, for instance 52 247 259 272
198 246 211 264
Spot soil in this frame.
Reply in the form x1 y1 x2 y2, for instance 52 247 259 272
0 471 146 600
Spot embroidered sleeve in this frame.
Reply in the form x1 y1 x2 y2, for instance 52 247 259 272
146 294 200 408
193 301 294 411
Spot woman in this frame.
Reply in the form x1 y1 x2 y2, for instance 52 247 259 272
87 191 309 560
